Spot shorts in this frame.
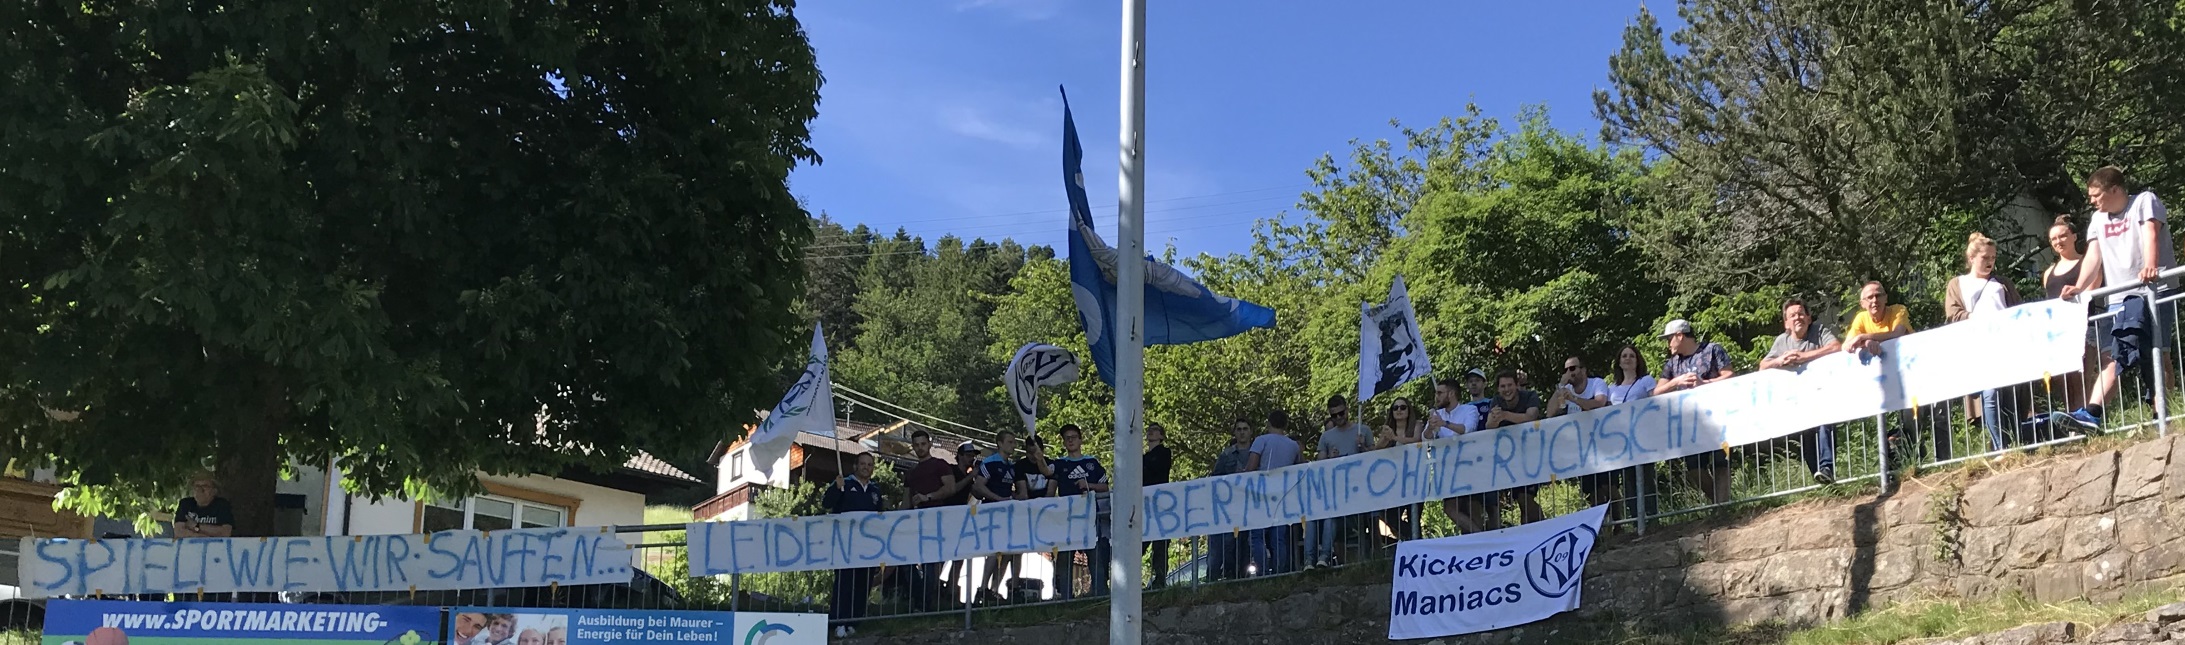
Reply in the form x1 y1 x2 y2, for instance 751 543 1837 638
2101 292 2176 370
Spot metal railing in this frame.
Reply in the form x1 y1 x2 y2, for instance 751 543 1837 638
687 270 2185 630
8 272 2175 638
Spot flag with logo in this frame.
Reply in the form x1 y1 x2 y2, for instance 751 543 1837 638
1061 91 1275 386
748 325 834 476
1360 275 1433 402
1387 504 1606 639
1005 342 1081 436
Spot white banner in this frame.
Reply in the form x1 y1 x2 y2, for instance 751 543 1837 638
1005 343 1081 436
686 494 1101 575
19 527 634 599
751 325 835 476
1361 275 1432 402
1389 505 1606 639
691 299 2087 573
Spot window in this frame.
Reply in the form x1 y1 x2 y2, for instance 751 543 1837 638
728 449 746 481
421 494 568 532
0 539 17 588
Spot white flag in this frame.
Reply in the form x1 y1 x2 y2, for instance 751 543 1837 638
1005 343 1081 436
749 325 835 476
1360 275 1433 402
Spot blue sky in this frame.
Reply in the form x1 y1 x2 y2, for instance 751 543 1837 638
791 0 1666 260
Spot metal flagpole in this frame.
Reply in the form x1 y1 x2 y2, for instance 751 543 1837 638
1110 0 1149 643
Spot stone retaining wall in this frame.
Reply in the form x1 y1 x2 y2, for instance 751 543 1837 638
849 436 2185 644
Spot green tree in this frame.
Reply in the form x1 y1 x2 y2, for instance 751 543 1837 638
834 235 1033 430
0 0 822 533
1596 0 2185 315
1387 107 1669 383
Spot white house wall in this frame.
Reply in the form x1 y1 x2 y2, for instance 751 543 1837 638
479 473 647 529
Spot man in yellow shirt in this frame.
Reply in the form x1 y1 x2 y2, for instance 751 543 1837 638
1842 281 1913 356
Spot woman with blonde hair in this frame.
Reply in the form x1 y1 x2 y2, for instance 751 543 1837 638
1944 231 2023 450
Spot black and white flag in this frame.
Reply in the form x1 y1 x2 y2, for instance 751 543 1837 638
1005 342 1081 436
1360 275 1432 402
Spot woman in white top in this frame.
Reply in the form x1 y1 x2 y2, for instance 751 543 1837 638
1607 344 1657 405
1601 344 1655 523
1945 232 2024 451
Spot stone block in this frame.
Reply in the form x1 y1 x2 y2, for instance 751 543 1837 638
1962 525 2014 572
1959 572 2007 599
1719 558 1772 598
2045 451 2120 517
1146 606 1189 634
1713 525 1785 561
2064 515 2119 562
2085 619 2158 643
2116 500 2178 554
2031 564 2084 603
1888 523 1935 548
1759 549 1853 596
2148 601 2185 623
1982 621 2077 645
2168 436 2185 499
1681 561 1730 598
1718 595 1785 626
1592 540 1682 572
2085 554 2129 602
2119 437 2174 502
2130 543 2185 582
1870 546 1924 590
1780 506 1858 551
1882 489 1934 527
1966 467 2051 526
2009 518 2066 568
1270 591 1319 632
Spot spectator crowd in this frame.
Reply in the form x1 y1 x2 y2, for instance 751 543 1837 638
816 166 2174 635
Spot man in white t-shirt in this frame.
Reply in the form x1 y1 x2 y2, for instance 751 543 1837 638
1544 356 1608 418
2062 166 2175 429
1428 377 1479 438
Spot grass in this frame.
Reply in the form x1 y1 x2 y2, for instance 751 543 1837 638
0 631 29 645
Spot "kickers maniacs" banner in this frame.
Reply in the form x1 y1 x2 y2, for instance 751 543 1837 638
1387 504 1606 639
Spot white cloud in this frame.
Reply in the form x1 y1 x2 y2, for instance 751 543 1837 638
953 0 1066 21
938 104 1044 149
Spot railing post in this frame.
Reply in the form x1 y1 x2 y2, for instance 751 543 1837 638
729 573 740 612
2154 298 2171 436
1633 465 1649 536
1876 413 1891 490
961 559 973 630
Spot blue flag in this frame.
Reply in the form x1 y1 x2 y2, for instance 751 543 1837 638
1062 92 1276 386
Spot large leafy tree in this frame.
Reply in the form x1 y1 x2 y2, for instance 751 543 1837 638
1596 0 2185 307
0 0 822 533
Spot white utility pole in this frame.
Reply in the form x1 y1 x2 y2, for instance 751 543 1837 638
1109 0 1149 643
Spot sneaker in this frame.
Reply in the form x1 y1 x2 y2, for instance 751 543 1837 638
834 626 850 638
2065 408 2104 431
1314 559 1332 570
1812 470 1834 485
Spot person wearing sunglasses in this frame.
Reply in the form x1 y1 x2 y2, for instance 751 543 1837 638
1545 356 1609 418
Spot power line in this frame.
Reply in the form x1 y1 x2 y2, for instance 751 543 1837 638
807 185 1302 234
800 207 1289 262
833 383 998 441
804 193 1301 250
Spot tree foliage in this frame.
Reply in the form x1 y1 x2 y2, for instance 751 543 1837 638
0 0 823 532
1596 0 2185 308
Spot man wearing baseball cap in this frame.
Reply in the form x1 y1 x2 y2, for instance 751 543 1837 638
1654 319 1737 503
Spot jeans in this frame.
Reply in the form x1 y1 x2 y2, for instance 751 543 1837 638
1800 424 1836 477
1980 389 2009 452
1248 525 1292 576
1208 533 1240 580
1304 517 1346 565
1056 538 1111 599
